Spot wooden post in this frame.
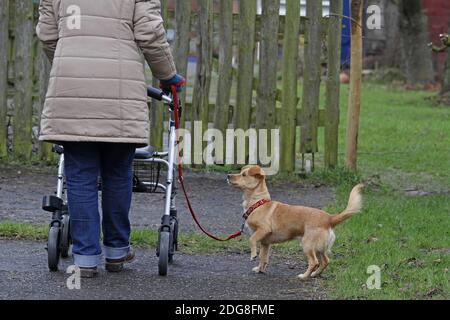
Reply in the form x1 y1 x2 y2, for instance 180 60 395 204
256 0 280 157
8 1 14 82
324 0 343 168
280 0 301 172
150 0 168 150
234 0 256 163
0 0 9 158
191 0 213 166
13 0 34 160
174 0 191 128
344 0 362 170
300 0 322 157
213 0 233 164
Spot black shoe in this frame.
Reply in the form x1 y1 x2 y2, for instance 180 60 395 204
105 248 135 272
79 267 98 278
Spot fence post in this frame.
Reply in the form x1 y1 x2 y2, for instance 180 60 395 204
13 0 34 160
0 0 9 158
213 0 233 164
256 0 280 159
345 0 362 170
150 0 168 151
234 0 256 164
191 0 213 166
174 0 191 129
280 0 301 172
324 0 343 169
300 0 322 159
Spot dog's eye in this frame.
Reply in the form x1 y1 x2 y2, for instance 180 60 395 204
242 172 247 177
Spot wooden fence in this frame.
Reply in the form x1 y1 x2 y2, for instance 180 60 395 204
0 0 344 172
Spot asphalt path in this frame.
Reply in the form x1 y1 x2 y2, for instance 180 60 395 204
0 165 333 300
0 240 327 300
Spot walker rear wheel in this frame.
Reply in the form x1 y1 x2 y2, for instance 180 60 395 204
169 217 178 263
60 214 70 258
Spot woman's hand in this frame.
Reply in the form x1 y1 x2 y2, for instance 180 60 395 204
160 74 186 93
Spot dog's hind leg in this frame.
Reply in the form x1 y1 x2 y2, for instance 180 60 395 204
253 244 271 273
298 232 320 280
311 252 329 278
311 229 332 277
298 249 319 280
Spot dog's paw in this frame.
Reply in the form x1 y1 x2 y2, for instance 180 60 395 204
250 254 258 261
311 271 321 278
252 266 264 274
297 273 310 281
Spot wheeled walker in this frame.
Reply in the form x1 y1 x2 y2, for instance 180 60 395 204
42 86 181 276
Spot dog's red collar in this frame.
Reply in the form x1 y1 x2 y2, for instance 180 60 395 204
243 199 271 220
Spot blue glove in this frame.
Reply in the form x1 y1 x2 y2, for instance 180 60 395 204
160 74 186 94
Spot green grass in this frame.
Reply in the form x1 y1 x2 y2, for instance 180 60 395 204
130 228 250 254
318 83 450 189
315 83 450 299
325 185 450 300
0 221 48 240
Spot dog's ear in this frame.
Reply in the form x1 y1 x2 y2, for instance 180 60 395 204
248 166 266 179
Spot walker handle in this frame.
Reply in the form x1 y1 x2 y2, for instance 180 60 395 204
147 85 173 104
147 86 164 100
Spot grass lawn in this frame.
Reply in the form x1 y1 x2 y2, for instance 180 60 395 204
0 83 448 299
318 83 450 299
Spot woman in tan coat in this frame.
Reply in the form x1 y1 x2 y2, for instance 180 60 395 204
37 0 185 277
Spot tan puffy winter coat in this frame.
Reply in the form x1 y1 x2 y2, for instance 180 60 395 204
36 0 177 147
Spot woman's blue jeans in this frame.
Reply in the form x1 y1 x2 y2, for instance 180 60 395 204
63 142 136 268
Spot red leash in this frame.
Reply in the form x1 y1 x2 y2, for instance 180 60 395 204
170 86 243 241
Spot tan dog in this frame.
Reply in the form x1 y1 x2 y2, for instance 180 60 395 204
228 165 363 280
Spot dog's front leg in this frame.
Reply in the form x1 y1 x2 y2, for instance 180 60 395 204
249 229 270 261
253 244 271 273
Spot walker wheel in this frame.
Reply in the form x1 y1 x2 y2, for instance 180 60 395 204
47 225 61 272
60 214 71 258
158 231 170 276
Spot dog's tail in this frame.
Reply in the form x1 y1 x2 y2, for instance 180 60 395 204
330 184 363 227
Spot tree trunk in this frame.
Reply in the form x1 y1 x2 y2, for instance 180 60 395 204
399 0 434 86
0 0 9 158
13 0 34 160
382 0 401 68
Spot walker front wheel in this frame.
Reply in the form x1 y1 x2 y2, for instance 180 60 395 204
47 226 61 272
158 231 170 276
